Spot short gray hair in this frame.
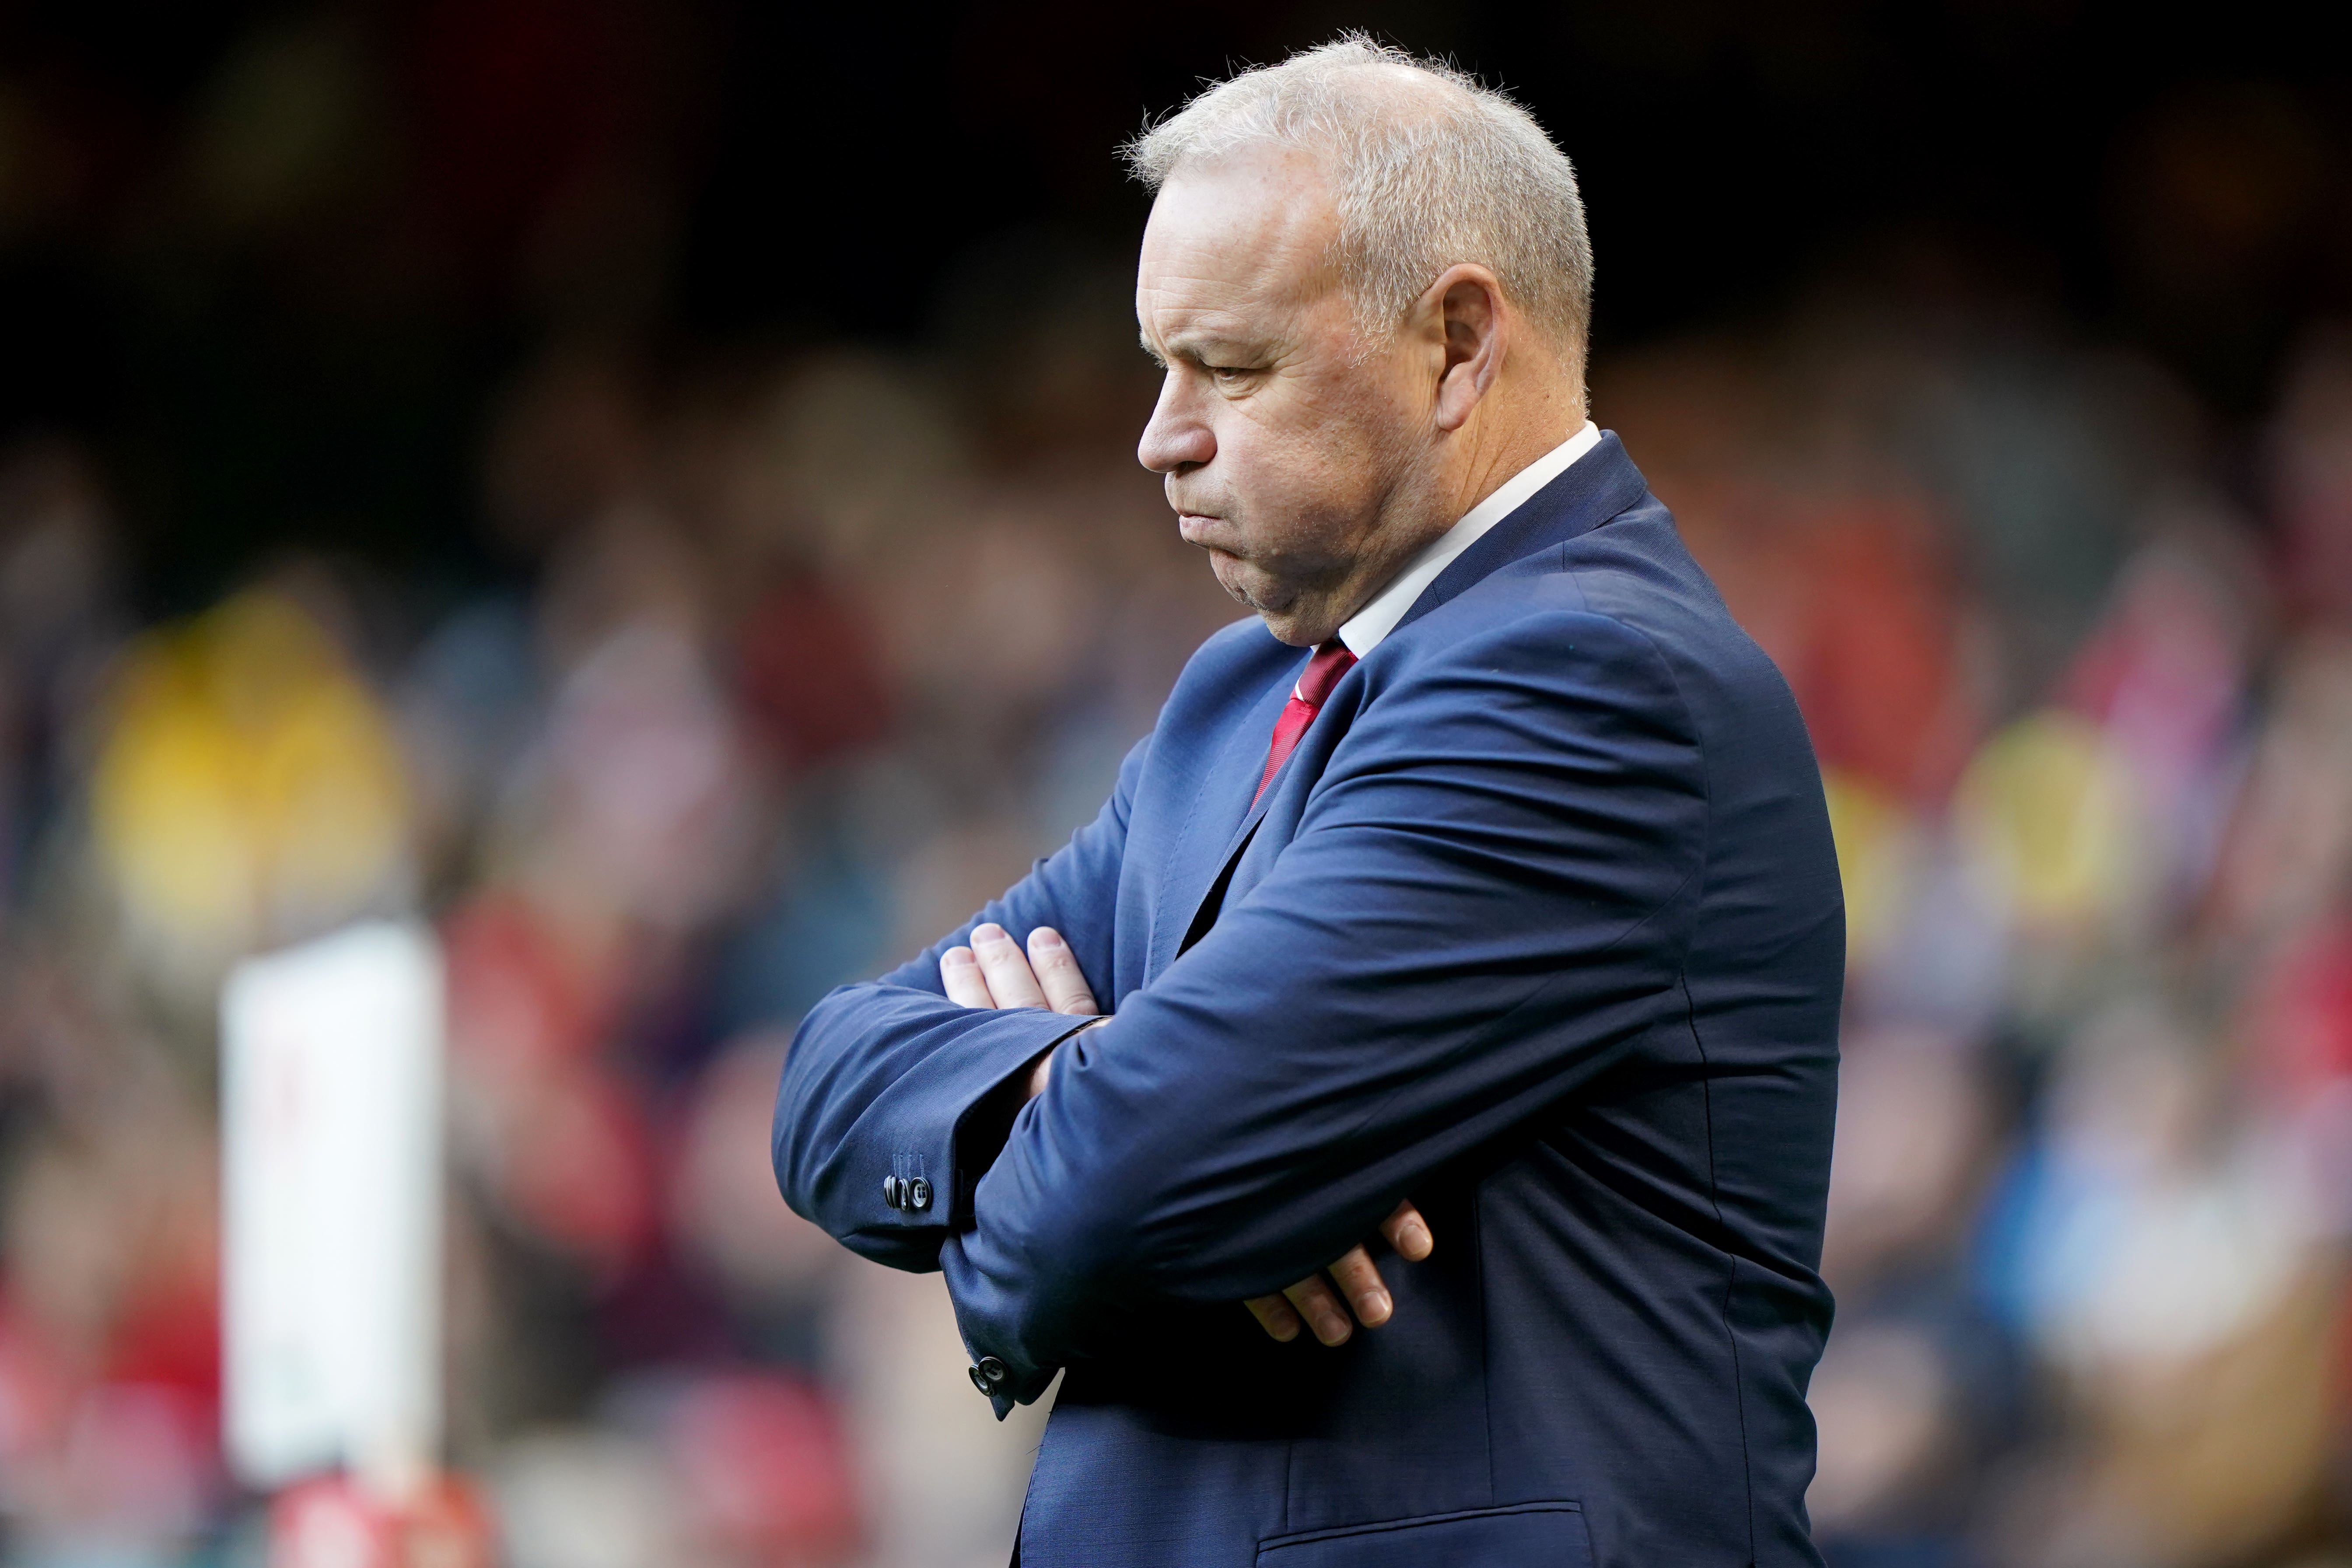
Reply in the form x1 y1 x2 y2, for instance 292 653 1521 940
1124 35 1594 368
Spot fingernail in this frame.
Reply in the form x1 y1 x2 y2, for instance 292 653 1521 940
1402 1222 1431 1259
1317 1312 1352 1347
972 923 1008 945
1358 1290 1391 1326
1032 927 1065 950
1270 1317 1299 1343
943 948 974 966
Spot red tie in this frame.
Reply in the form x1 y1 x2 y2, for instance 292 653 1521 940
1253 641 1358 805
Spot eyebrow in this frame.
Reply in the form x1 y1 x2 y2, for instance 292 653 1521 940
1138 328 1258 365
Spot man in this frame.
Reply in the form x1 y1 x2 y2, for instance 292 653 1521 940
774 36 1842 1568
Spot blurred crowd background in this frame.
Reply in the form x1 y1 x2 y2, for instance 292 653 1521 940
3 3 2350 1565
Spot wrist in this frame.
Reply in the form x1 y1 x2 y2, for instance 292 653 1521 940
1026 1017 1106 1101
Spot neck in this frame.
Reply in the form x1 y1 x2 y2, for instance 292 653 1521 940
1443 378 1586 525
1269 373 1586 647
1298 387 1582 644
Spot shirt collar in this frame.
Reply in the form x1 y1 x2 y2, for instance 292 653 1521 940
1336 420 1603 658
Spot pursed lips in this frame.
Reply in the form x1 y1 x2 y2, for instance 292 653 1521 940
1175 512 1229 550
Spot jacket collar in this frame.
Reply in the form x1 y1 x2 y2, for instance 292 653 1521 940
1390 430 1648 638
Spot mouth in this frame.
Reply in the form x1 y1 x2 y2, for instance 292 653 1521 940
1175 513 1225 548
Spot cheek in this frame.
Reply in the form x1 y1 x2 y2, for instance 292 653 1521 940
1220 413 1362 542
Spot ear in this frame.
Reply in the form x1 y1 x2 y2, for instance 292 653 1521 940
1425 264 1508 433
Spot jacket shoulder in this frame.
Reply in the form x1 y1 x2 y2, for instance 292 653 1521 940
1383 492 1813 758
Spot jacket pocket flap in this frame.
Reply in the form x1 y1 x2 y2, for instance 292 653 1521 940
1256 1501 1590 1568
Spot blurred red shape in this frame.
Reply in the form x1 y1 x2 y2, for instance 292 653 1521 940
667 1371 861 1564
445 893 659 1270
1778 500 1978 805
0 1296 66 1464
445 893 605 1081
499 1062 661 1272
107 1276 221 1410
737 578 894 773
2248 914 2352 1100
270 1471 496 1568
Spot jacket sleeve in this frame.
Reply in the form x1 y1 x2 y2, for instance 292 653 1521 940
941 612 1712 1406
770 734 1148 1272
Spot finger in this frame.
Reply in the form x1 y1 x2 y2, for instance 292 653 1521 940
970 924 1049 1009
1381 1200 1434 1262
1243 1294 1302 1343
1281 1274 1354 1347
1324 1245 1392 1328
941 947 997 1009
1026 928 1100 1017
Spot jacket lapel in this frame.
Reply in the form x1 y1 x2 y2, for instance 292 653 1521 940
1145 656 1302 982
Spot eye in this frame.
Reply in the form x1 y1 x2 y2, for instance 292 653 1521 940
1206 363 1253 386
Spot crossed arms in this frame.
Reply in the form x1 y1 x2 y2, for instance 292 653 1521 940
941 920 1434 1348
771 612 1707 1407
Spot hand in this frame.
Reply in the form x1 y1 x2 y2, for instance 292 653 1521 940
942 922 1101 1017
1242 1200 1433 1346
941 923 1434 1346
941 924 1100 1099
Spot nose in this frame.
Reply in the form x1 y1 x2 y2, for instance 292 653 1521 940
1137 372 1214 475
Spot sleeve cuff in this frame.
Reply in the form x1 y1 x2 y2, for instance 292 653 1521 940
863 1008 1100 1236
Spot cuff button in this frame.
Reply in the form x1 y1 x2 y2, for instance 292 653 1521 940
882 1175 903 1208
968 1356 1009 1395
906 1177 933 1211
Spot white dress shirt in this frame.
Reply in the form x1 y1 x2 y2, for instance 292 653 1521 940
1335 421 1603 658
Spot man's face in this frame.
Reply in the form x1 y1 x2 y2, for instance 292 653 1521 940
1135 147 1446 645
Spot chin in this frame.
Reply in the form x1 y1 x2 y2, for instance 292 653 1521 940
1206 558 1331 645
1244 599 1323 647
1210 557 1272 612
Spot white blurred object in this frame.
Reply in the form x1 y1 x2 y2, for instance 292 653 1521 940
221 921 444 1497
494 1428 683 1568
2034 1147 2307 1368
2015 1006 2317 1370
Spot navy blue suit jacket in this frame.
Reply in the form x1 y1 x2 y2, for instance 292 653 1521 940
774 435 1843 1567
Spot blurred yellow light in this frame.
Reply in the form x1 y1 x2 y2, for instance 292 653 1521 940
90 590 410 980
1953 710 2139 928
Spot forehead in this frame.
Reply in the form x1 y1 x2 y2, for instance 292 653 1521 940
1136 145 1340 344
